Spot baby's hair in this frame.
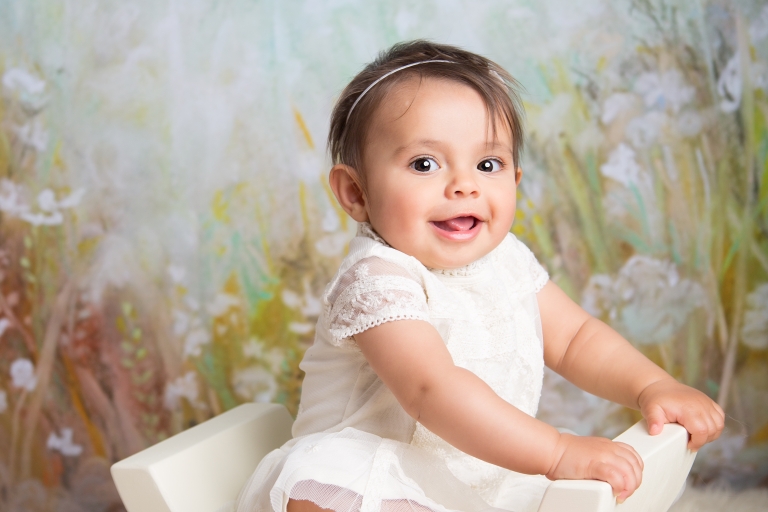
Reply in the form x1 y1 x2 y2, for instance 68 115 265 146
328 40 525 188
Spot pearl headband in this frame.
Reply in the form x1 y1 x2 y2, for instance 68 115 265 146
345 59 455 123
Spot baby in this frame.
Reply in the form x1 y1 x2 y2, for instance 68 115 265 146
236 40 724 512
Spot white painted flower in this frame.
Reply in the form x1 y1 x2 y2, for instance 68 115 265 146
634 70 694 113
582 256 708 345
172 309 191 337
676 110 703 137
289 322 314 335
0 389 7 413
750 5 768 42
281 280 321 318
242 338 265 359
20 210 63 226
600 93 637 124
167 264 185 284
1 187 85 227
47 428 83 456
281 289 301 309
580 274 615 318
2 68 46 95
232 366 278 403
538 368 623 437
185 297 200 311
321 208 340 232
626 111 668 148
315 232 349 257
85 234 142 303
183 328 210 358
753 61 768 92
600 144 643 187
36 188 85 212
14 119 48 153
37 189 58 212
741 283 768 350
0 317 10 337
164 372 199 409
0 179 30 217
528 94 573 142
54 188 85 209
207 293 239 317
11 358 37 391
242 340 285 372
718 54 741 113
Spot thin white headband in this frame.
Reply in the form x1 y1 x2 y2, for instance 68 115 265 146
346 59 455 123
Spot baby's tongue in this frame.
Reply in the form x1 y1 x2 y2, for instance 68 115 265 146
434 216 475 232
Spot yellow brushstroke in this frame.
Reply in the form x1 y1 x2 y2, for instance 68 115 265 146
596 56 607 72
212 190 231 223
294 108 315 149
299 181 311 232
52 141 66 169
61 354 107 458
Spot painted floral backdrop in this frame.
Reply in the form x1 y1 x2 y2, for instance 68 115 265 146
0 0 766 510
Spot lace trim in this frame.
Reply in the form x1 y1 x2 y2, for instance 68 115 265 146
328 272 430 347
330 312 431 348
427 254 490 277
532 270 548 293
357 222 390 247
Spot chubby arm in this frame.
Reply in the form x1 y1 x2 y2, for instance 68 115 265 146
538 280 724 449
355 320 643 500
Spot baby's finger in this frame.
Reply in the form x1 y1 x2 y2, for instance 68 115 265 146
705 408 725 445
644 404 668 436
617 451 642 499
686 415 710 450
714 401 725 422
616 442 643 488
591 462 629 499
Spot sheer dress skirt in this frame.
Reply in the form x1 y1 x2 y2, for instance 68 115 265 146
234 428 550 512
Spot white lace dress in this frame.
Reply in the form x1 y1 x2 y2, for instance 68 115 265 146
236 223 552 512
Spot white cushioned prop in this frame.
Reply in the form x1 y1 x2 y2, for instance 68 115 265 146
111 403 293 512
112 405 694 512
537 420 695 512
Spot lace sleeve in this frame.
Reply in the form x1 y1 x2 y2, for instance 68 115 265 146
326 257 430 347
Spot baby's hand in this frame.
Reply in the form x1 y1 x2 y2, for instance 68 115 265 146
638 378 725 451
546 434 643 503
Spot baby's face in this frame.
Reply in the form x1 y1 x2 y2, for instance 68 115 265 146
361 78 520 270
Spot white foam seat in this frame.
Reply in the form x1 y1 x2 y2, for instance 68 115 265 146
537 420 695 512
111 404 293 512
111 404 694 512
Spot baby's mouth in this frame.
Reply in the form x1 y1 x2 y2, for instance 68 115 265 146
431 216 479 232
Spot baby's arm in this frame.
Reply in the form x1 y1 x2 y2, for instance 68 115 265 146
355 320 643 501
537 281 724 450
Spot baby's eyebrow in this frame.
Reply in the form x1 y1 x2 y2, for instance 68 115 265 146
393 139 512 156
393 139 444 155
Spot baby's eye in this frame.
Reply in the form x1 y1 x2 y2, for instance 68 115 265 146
477 159 502 173
410 157 440 173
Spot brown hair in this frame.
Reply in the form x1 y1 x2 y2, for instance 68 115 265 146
327 40 525 187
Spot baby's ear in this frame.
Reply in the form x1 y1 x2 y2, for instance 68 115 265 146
515 167 523 185
329 164 368 222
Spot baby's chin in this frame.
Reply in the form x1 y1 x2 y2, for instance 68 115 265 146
414 246 492 271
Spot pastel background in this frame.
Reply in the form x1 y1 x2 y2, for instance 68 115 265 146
1 0 767 510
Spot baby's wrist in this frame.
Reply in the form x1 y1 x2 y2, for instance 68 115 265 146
544 432 572 481
636 377 677 409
